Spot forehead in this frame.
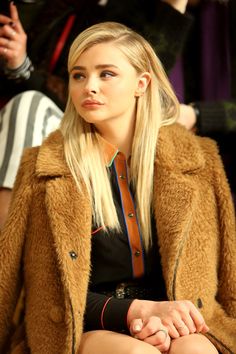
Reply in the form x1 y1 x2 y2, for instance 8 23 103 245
75 42 134 69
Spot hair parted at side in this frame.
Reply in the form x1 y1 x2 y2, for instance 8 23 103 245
60 22 179 249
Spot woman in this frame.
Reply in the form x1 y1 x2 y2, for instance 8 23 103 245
0 22 235 354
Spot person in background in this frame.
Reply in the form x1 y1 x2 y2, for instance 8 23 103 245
176 0 236 135
175 0 236 203
0 21 235 354
0 0 193 109
0 90 63 229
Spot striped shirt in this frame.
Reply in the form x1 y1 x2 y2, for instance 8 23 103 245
0 90 63 188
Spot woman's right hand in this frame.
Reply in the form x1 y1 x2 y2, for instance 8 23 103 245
178 104 197 130
0 2 27 69
127 299 209 339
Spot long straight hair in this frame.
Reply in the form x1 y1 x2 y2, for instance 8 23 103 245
60 22 179 249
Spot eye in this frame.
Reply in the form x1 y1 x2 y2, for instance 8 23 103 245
100 71 116 78
72 72 85 80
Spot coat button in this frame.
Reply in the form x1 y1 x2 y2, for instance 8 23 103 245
119 174 126 179
197 298 203 309
128 213 134 218
49 306 64 323
69 251 78 260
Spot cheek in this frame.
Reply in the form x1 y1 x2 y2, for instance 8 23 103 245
70 87 81 106
111 81 136 98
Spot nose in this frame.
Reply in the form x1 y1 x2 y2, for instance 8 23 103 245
84 76 99 94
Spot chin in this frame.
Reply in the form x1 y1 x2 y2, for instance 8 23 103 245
80 114 107 125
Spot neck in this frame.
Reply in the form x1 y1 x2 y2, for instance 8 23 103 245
94 115 136 159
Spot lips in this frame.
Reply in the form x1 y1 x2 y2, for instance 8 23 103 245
82 99 104 108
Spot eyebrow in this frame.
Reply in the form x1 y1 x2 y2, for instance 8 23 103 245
71 64 119 71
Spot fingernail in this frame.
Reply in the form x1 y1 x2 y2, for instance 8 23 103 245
134 324 142 332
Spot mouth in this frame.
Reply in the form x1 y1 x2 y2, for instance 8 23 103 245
82 99 104 108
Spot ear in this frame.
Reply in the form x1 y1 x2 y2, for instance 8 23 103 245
135 72 151 97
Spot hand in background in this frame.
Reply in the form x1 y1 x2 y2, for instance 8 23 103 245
127 299 209 339
178 104 197 130
161 0 188 13
0 2 27 69
130 316 171 353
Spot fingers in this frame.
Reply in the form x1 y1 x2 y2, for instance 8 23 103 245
129 318 143 337
168 318 189 338
0 23 16 39
9 3 25 34
0 2 19 25
146 331 170 353
128 299 209 344
0 14 27 67
135 316 163 340
0 2 25 39
155 300 209 339
10 1 19 22
189 304 209 333
134 316 170 352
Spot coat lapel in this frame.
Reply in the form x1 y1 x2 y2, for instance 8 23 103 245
153 124 205 299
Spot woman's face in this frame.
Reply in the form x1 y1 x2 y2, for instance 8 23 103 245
69 42 150 127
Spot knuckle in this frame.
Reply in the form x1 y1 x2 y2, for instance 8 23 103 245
169 309 176 317
175 302 183 311
185 300 194 309
153 315 162 325
145 324 155 335
167 315 175 324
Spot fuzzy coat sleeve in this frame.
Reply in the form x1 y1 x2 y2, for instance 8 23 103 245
0 147 38 351
210 140 236 317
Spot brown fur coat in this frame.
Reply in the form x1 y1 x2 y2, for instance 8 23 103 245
0 124 236 353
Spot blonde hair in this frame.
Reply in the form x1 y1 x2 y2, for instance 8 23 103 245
60 22 179 249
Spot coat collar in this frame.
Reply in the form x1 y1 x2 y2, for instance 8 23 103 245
155 123 205 173
35 124 205 178
35 130 69 177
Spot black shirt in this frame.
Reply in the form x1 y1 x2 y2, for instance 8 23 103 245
84 137 166 332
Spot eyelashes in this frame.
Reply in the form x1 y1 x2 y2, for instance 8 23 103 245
71 70 117 81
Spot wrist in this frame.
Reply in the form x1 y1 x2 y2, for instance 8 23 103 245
7 55 26 70
127 299 155 327
4 55 34 82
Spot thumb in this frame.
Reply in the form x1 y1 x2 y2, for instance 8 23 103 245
130 318 143 336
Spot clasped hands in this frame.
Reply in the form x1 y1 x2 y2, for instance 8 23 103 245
127 299 209 353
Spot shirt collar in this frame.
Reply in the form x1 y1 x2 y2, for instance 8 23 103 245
97 134 119 167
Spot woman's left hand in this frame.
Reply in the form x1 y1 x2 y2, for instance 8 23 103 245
130 316 171 353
